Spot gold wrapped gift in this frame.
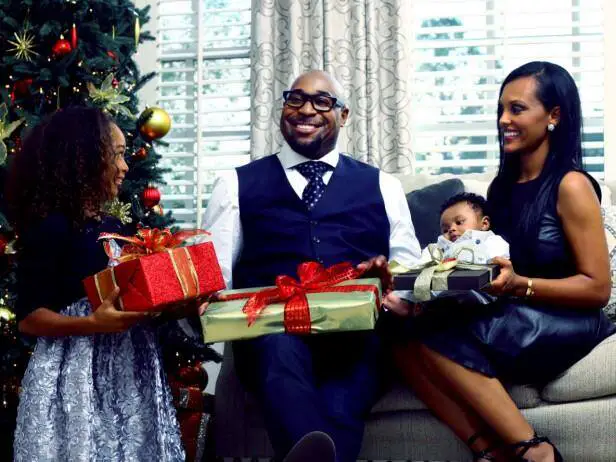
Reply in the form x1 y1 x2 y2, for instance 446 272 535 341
200 277 382 343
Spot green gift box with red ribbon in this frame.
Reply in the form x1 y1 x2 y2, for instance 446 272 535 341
200 262 382 343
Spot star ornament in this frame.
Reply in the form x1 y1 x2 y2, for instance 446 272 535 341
7 30 39 62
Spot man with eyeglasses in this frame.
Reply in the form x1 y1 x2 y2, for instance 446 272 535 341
203 70 421 462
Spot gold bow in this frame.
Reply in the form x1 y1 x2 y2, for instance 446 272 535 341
391 244 487 301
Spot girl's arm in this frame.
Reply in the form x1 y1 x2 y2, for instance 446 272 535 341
19 288 151 337
490 171 610 309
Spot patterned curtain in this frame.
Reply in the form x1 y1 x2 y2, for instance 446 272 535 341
250 0 413 174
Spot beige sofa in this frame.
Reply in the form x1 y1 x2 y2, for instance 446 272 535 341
212 173 616 461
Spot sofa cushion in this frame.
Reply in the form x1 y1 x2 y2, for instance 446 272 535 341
406 178 465 248
371 381 542 413
601 206 616 321
541 333 616 403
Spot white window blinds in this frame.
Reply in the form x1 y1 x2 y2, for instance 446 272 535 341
409 0 605 178
157 0 251 228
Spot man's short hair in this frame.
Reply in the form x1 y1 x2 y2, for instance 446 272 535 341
439 192 488 217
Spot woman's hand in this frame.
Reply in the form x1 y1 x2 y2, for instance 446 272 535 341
89 288 152 333
383 292 419 317
486 256 525 297
356 255 394 295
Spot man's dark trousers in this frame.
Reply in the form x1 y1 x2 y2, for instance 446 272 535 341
233 330 383 462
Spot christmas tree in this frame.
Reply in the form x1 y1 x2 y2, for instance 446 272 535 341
0 0 220 455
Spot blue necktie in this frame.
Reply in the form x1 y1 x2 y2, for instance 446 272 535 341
295 161 332 210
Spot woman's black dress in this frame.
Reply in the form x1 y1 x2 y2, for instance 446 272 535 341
418 173 616 383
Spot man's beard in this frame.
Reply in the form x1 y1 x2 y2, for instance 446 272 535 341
285 135 326 159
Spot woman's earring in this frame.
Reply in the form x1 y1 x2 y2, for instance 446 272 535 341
547 123 555 132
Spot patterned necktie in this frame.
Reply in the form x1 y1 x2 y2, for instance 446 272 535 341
295 161 332 210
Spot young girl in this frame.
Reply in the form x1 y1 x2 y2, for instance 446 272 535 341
389 62 615 461
10 107 186 461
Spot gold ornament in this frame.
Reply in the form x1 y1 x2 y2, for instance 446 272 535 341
103 198 133 224
151 204 164 216
0 104 25 165
0 307 16 321
87 74 134 119
137 107 171 140
7 29 39 62
134 13 141 46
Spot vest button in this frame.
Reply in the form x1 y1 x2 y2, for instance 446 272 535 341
310 220 318 226
313 236 320 243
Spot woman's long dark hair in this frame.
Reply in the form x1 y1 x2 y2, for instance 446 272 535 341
487 61 585 242
7 106 116 232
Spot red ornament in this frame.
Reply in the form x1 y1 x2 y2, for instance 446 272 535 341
107 50 118 61
141 185 161 208
112 78 119 89
133 147 147 160
10 78 33 102
71 23 78 49
52 36 72 57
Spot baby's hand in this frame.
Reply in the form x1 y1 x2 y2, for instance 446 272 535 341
383 292 414 317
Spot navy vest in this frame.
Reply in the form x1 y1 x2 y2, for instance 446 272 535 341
233 154 390 288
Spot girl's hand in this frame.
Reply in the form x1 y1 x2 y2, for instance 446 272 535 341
89 288 151 333
486 256 524 296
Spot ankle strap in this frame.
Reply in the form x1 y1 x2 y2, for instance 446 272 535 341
510 433 550 458
473 447 498 461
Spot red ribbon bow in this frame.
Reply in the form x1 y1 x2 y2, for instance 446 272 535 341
218 261 380 334
99 228 210 262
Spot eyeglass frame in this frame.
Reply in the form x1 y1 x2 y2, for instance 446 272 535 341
282 90 346 112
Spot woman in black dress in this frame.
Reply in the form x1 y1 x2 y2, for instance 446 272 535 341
388 61 615 461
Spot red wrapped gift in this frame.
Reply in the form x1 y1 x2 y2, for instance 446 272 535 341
83 228 225 312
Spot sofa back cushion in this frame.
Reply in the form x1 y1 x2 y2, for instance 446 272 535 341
601 206 616 321
406 178 465 248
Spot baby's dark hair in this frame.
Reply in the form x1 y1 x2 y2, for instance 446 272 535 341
439 192 488 217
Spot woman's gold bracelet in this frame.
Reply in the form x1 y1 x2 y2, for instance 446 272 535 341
525 278 535 298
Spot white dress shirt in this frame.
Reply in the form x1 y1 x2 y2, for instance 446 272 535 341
202 142 421 289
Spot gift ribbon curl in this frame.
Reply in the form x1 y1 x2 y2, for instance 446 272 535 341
99 228 210 263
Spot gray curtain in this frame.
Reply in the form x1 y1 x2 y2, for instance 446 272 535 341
250 0 413 173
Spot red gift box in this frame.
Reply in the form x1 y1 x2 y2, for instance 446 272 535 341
83 229 225 312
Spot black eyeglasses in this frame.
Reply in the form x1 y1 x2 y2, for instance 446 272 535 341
282 90 345 112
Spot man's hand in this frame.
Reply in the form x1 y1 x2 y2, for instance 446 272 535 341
356 255 394 294
159 296 210 322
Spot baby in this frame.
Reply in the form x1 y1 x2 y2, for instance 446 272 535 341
423 192 509 265
385 192 509 314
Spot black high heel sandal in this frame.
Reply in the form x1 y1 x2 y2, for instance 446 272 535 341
467 431 499 461
510 433 564 462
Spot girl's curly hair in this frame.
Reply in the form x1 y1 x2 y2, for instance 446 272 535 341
7 106 117 231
